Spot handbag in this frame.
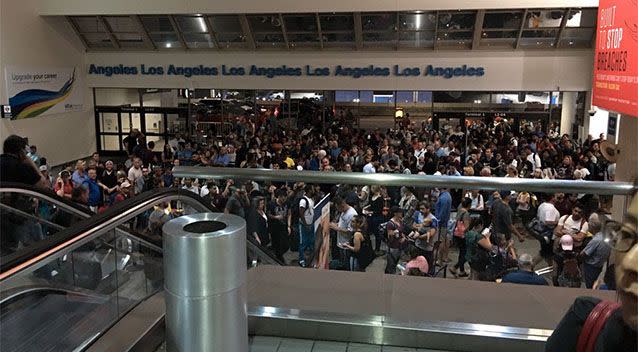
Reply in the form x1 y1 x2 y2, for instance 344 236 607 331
576 300 621 352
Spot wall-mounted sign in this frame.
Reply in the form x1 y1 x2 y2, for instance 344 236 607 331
592 0 638 117
88 64 485 79
4 66 83 120
607 113 618 137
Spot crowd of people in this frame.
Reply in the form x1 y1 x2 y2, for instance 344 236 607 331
0 110 620 288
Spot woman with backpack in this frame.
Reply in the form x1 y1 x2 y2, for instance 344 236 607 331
450 197 472 278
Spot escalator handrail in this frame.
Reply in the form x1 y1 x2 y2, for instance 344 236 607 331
1 182 163 255
0 187 211 277
0 185 282 280
0 182 98 217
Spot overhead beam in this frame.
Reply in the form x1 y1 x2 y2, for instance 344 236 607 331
394 12 400 51
202 16 221 49
514 9 528 49
433 11 440 50
279 14 290 49
131 15 155 50
168 15 188 49
66 16 90 50
554 8 570 48
353 12 363 50
97 16 120 49
316 13 324 50
239 14 256 50
472 10 485 50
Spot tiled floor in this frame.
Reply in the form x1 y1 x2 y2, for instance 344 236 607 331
249 336 452 352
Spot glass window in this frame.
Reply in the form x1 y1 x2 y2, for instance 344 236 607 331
82 33 112 48
319 14 353 31
288 33 320 44
566 9 597 27
395 91 413 103
359 91 373 103
363 32 396 46
182 33 216 49
100 113 119 133
372 91 394 103
417 91 433 103
145 136 165 152
518 37 556 48
209 15 243 33
438 12 476 30
144 113 165 134
323 32 354 44
479 30 518 48
121 113 142 132
216 33 246 43
399 12 436 31
362 13 396 31
248 15 284 33
483 11 524 29
525 10 565 28
399 31 435 48
559 28 595 47
101 135 121 151
150 33 181 48
522 29 558 38
104 16 138 32
115 33 145 47
176 16 209 33
141 16 175 32
283 14 318 32
336 91 359 102
437 31 473 40
491 92 550 105
73 16 105 32
253 33 286 44
167 114 186 134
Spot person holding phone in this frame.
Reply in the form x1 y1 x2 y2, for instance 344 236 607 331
0 135 46 188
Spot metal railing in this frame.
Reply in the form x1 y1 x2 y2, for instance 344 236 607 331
172 167 636 196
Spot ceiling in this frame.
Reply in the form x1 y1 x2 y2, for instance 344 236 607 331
66 8 597 52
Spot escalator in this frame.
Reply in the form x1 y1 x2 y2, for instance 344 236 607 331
0 183 281 352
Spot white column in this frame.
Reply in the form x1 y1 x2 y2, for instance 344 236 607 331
560 92 577 136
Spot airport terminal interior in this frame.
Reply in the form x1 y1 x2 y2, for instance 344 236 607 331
0 1 637 351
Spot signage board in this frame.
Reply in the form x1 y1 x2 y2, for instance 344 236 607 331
5 66 83 120
592 1 638 117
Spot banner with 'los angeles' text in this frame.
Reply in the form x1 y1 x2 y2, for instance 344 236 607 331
592 0 638 117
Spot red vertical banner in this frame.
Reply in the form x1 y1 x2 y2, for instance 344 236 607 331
592 0 638 117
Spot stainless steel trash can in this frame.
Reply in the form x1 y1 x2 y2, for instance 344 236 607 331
163 213 247 352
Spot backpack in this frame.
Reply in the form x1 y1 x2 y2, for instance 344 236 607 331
291 195 312 225
558 254 582 288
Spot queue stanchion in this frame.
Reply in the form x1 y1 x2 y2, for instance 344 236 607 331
163 213 247 352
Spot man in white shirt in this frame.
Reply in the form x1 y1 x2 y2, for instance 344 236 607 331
182 178 199 195
554 203 589 246
363 156 376 173
524 145 542 172
413 141 426 159
127 157 143 184
330 198 358 265
533 193 561 267
297 185 316 267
